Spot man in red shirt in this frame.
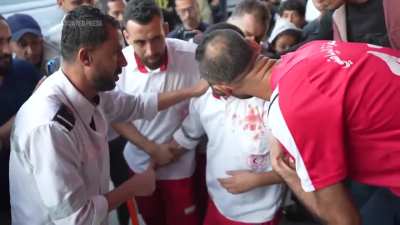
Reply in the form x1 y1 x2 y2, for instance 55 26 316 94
195 29 400 225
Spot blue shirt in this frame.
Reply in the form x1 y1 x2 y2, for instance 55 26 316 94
0 59 42 125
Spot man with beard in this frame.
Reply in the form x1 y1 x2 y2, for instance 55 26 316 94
167 0 208 41
7 14 60 76
0 15 42 224
110 0 202 225
9 6 207 225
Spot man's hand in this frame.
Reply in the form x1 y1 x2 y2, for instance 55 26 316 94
191 79 209 97
270 136 296 181
149 143 180 167
269 137 361 225
218 170 259 194
129 163 156 197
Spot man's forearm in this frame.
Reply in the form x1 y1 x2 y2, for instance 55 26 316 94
157 87 193 111
254 170 284 187
112 122 157 155
281 173 360 225
157 80 208 111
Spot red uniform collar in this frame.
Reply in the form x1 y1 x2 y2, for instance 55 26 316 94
134 48 168 73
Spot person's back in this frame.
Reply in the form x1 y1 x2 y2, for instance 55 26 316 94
268 40 400 195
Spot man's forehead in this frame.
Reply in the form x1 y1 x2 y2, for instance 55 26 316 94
0 21 11 38
126 19 163 37
175 0 196 9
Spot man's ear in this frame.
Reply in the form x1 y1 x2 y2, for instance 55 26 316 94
214 83 233 96
77 48 91 66
163 22 169 35
56 0 63 7
122 29 130 45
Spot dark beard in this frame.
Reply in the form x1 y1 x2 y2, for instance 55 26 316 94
0 55 12 77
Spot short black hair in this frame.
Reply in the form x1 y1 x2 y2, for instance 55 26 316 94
195 30 253 83
61 5 119 62
231 0 271 29
279 0 306 17
194 22 244 44
0 14 5 22
123 0 163 26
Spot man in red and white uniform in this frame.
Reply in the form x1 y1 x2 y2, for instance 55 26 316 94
111 1 201 225
194 29 400 225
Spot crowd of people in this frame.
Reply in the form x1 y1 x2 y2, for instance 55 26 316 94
0 0 399 225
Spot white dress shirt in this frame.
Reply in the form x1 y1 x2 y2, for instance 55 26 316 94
10 70 157 225
117 38 200 180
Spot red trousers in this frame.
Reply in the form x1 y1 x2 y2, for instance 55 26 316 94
203 199 281 225
135 176 200 225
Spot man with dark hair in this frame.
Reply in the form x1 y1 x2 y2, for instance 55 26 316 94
167 0 208 41
0 15 42 225
96 0 126 25
227 0 270 44
9 6 206 225
279 0 306 28
195 30 400 225
46 0 96 49
111 0 202 225
7 14 60 75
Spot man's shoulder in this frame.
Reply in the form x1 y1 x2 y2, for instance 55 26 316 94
17 74 77 133
15 93 76 139
167 25 185 38
11 59 37 73
166 38 197 55
10 59 42 82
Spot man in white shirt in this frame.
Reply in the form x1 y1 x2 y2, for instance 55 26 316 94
111 0 202 225
9 6 206 225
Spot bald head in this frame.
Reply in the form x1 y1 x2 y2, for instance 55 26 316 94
195 29 253 84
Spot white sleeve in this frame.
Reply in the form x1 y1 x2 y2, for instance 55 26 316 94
173 98 205 150
27 124 108 225
100 88 158 123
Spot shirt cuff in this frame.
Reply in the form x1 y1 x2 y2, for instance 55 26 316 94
143 93 158 120
92 195 108 225
173 128 199 150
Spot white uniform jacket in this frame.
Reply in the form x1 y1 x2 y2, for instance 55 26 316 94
173 90 283 223
117 38 200 180
9 70 158 225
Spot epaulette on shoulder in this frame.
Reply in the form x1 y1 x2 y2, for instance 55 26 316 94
52 104 75 132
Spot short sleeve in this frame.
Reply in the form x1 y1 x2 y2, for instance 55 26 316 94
269 84 347 192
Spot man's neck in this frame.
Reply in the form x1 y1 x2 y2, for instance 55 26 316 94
246 59 278 101
62 63 97 100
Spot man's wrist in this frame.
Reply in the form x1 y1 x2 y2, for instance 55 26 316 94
143 141 158 156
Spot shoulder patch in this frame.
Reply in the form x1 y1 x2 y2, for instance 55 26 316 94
52 104 75 131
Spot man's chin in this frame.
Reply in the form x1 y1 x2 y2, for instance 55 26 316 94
143 58 162 70
0 63 11 76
